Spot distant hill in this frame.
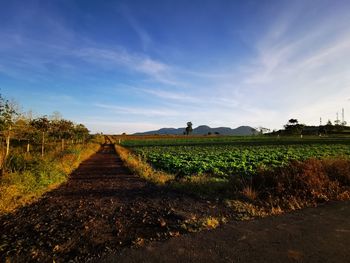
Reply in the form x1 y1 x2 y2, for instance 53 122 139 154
134 125 257 136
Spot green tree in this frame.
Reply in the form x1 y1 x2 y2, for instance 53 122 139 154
185 122 193 135
0 95 19 157
51 119 74 150
73 124 89 143
14 116 35 154
284 119 304 135
31 116 50 157
287 119 298 125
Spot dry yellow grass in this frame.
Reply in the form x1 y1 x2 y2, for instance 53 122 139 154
201 217 220 229
242 185 258 201
0 143 100 215
115 145 173 185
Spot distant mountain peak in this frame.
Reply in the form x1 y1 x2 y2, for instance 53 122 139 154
133 125 256 136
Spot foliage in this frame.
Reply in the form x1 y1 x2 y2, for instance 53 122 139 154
0 93 91 163
115 145 173 185
130 143 350 179
0 143 100 214
284 119 305 135
250 158 350 210
185 121 193 135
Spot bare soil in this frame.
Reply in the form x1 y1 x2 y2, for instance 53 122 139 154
103 200 350 263
0 144 230 262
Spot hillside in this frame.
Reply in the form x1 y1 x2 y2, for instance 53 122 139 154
134 125 256 136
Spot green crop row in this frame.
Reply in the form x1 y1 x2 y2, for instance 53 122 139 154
131 144 350 178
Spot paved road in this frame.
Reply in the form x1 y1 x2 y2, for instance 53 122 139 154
102 200 350 263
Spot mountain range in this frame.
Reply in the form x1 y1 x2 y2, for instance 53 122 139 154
134 125 257 136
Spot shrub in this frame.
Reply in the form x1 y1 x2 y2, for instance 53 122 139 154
0 143 100 214
250 158 350 209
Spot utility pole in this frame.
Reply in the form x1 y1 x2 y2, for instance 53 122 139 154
342 108 345 124
320 117 322 126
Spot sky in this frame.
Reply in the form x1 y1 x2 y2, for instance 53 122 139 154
1 0 350 134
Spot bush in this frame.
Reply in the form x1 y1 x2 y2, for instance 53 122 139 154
249 158 350 209
0 143 100 214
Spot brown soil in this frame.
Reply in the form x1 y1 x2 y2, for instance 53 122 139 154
2 143 350 263
0 144 230 262
103 200 350 263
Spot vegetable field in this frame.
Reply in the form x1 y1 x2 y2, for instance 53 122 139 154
120 137 350 178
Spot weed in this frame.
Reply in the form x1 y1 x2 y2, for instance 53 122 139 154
0 143 100 214
242 185 257 201
115 145 173 185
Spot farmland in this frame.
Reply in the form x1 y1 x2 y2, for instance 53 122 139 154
118 136 350 179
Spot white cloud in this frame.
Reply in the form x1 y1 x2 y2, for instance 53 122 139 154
136 88 200 102
94 103 179 117
75 47 182 85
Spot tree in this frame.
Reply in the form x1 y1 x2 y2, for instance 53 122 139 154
287 119 298 125
256 127 270 135
284 119 304 135
50 111 62 121
73 124 89 143
0 96 19 157
185 122 193 135
14 116 35 154
50 119 74 150
31 116 50 157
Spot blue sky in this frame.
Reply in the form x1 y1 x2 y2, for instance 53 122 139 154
1 0 350 133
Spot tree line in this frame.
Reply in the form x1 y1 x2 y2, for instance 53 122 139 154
278 118 349 136
0 94 90 160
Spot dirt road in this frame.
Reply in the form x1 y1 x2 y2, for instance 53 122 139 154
0 144 228 262
103 200 350 263
1 143 350 262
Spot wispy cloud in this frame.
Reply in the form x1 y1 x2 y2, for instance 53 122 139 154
120 5 152 51
74 46 183 86
94 103 179 117
135 87 199 102
235 4 350 127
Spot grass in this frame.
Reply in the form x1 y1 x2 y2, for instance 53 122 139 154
115 145 173 185
0 143 100 214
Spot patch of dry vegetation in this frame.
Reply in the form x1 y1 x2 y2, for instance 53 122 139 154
249 158 350 212
0 143 100 214
115 145 173 185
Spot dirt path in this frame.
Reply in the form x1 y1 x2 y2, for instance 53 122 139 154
102 200 350 263
0 143 229 262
